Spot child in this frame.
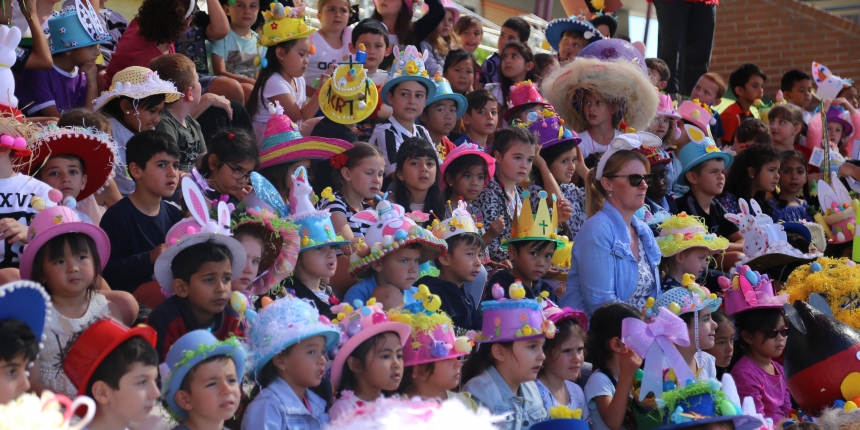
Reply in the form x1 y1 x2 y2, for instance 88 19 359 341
537 302 589 418
807 98 860 160
0 281 49 404
145 177 248 360
390 137 446 219
689 72 728 144
646 58 670 91
718 143 780 215
454 15 483 55
544 16 602 64
781 70 813 123
479 16 530 86
244 296 341 428
440 143 495 207
503 81 552 125
420 76 467 150
99 131 184 293
421 201 484 331
494 42 536 115
731 119 772 152
704 310 734 379
420 0 461 77
443 49 476 95
194 129 259 204
62 319 159 429
306 0 353 91
453 89 499 151
21 205 126 397
656 215 728 290
209 0 260 100
344 198 448 305
634 146 678 215
328 300 411 420
162 330 244 430
575 88 622 164
720 63 767 146
461 295 551 428
768 151 813 223
768 104 805 153
371 45 435 176
17 1 109 117
532 53 558 85
371 0 444 68
349 18 393 86
583 302 642 430
96 65 182 196
647 94 680 195
231 207 300 301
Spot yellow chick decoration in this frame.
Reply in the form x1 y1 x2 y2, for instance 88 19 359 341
320 187 335 203
509 281 527 299
681 273 697 288
414 284 432 301
414 285 442 311
453 336 473 354
549 405 583 420
301 235 310 247
30 196 45 211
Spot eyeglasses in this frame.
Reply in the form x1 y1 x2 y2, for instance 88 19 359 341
226 163 251 182
606 174 652 187
765 327 789 339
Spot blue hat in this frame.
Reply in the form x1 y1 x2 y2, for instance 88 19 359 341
247 295 341 376
287 166 350 251
675 124 733 186
545 15 604 52
161 331 246 420
0 281 51 342
380 45 436 105
425 76 467 120
47 1 111 54
653 282 722 318
658 415 763 430
532 419 589 430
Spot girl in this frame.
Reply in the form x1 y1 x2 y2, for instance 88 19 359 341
651 285 720 382
656 215 728 291
536 306 589 420
577 89 622 165
704 310 734 379
420 0 461 77
808 98 860 159
767 104 804 154
371 0 444 68
454 15 483 55
231 210 298 303
210 0 261 101
768 151 813 223
730 307 792 422
329 302 411 420
443 49 476 95
718 143 780 216
194 129 259 205
243 296 342 429
533 53 559 85
583 302 641 430
390 137 446 223
648 94 680 195
494 41 535 117
305 0 353 93
441 143 493 208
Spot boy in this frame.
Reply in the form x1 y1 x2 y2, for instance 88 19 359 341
420 76 467 155
720 63 767 146
453 89 499 151
420 203 484 331
781 70 814 123
100 131 184 293
63 319 160 430
545 17 601 65
210 0 260 98
558 30 587 64
634 146 678 216
480 17 530 86
162 331 244 430
732 118 771 152
646 58 670 91
672 100 720 197
690 72 727 142
16 2 110 117
349 18 392 87
0 281 49 404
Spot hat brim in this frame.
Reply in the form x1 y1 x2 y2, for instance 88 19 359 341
52 35 110 55
381 76 437 105
541 135 582 149
252 328 340 376
0 281 49 340
547 308 589 332
259 28 316 47
743 253 819 273
72 325 157 396
154 234 248 292
659 237 730 257
440 148 496 190
658 110 682 120
23 133 116 201
427 92 468 120
475 332 547 343
259 137 353 170
829 116 854 139
675 152 733 186
20 222 110 280
319 77 380 125
503 102 554 123
657 415 763 430
350 237 447 278
331 321 411 387
166 343 246 420
545 19 604 52
93 90 181 112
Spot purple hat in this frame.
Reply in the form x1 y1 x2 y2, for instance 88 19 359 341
826 106 854 140
577 38 648 77
521 114 581 149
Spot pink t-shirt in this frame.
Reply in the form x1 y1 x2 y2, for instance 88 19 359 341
105 17 175 85
730 355 792 422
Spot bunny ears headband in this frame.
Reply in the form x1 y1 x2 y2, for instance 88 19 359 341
595 131 662 180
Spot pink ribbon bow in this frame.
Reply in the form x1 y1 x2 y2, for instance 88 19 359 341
622 308 695 401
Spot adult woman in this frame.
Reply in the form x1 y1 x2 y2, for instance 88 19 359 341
562 134 662 316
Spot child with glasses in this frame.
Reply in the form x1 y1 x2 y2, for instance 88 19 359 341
194 129 259 205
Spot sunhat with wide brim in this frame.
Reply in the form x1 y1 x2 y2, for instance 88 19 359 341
656 213 730 257
380 45 436 105
545 16 604 52
259 104 354 170
675 125 733 186
0 281 52 342
20 206 110 280
426 76 467 120
93 67 181 111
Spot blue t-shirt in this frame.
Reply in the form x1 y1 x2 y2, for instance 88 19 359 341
343 274 418 305
207 29 263 79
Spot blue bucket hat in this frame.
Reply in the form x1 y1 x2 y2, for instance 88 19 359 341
425 76 467 120
0 281 51 343
380 45 436 105
545 15 604 52
653 283 722 318
675 124 733 186
161 331 246 420
47 2 112 54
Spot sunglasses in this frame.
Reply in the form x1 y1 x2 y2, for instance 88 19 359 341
765 327 789 339
606 173 653 187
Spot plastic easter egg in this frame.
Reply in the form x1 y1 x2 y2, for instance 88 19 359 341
656 398 666 409
845 401 858 411
347 320 362 336
835 400 846 408
245 309 257 323
674 233 684 242
811 262 823 273
744 270 759 286
663 381 677 392
318 315 331 325
372 312 388 324
353 300 364 308
409 225 422 236
382 235 395 247
491 284 505 300
337 312 346 320
394 229 408 240
645 297 655 308
361 307 372 316
515 329 524 338
634 369 644 382
230 291 247 314
719 400 737 416
668 303 681 315
343 305 354 313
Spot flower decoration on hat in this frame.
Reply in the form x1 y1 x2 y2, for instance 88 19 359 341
258 1 314 47
286 166 349 252
717 265 788 316
380 46 436 104
656 213 729 258
396 286 472 366
502 190 565 250
595 131 662 179
232 206 300 296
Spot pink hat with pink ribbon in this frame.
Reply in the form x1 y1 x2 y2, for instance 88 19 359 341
718 265 788 316
503 81 552 122
399 287 472 367
656 93 680 120
677 100 716 134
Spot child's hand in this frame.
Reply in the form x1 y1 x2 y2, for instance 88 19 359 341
316 62 336 93
487 259 512 270
619 346 643 377
824 99 833 112
558 198 573 222
533 144 546 170
556 281 567 297
202 94 232 119
80 61 97 81
150 243 168 264
0 219 27 244
487 215 505 237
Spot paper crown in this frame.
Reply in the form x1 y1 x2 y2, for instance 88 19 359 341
503 190 564 250
677 100 716 135
0 391 96 430
93 67 182 111
427 74 467 119
476 290 555 343
657 93 681 119
516 109 581 149
319 55 379 124
676 124 732 187
812 61 854 101
286 166 348 252
432 200 479 240
717 265 787 316
47 0 111 54
232 208 300 296
649 275 721 319
258 1 314 47
259 102 353 169
504 80 552 121
380 46 436 104
656 213 729 257
398 286 472 367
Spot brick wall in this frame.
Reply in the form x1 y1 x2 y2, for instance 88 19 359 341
711 0 860 98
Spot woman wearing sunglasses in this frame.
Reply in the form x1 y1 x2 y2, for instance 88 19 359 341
561 132 663 316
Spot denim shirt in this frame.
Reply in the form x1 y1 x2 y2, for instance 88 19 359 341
563 201 662 316
241 377 329 430
343 274 419 305
463 366 547 430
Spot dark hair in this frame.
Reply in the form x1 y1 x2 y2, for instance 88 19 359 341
31 233 102 295
258 162 300 202
465 89 497 116
454 15 482 37
179 355 233 393
58 109 109 130
645 58 670 83
85 336 159 397
443 49 474 74
734 119 771 146
499 41 536 108
442 153 489 200
137 0 192 45
171 241 234 284
730 307 786 369
392 138 445 224
729 63 767 97
780 70 811 93
722 143 779 216
37 154 86 183
502 16 531 43
0 319 38 363
351 18 390 47
774 150 810 209
437 232 484 267
539 319 586 378
196 129 259 178
711 310 731 327
509 239 554 254
461 341 513 383
99 94 168 132
246 39 301 118
370 2 413 47
396 362 437 394
339 332 393 393
533 53 557 82
532 140 578 188
126 130 181 175
493 126 537 160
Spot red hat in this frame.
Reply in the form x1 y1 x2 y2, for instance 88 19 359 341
63 319 157 396
633 146 671 166
503 81 552 122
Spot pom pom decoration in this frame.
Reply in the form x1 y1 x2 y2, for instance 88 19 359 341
48 189 63 203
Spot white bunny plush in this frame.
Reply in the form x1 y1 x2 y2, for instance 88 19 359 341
0 26 22 108
816 172 856 244
749 199 787 245
725 198 769 259
181 176 231 236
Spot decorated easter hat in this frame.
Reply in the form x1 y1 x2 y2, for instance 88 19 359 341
782 257 860 331
154 177 247 292
677 100 716 135
348 198 447 278
541 298 588 331
551 236 573 280
0 281 52 349
258 1 315 47
675 124 732 186
286 166 349 252
502 190 565 250
0 127 31 158
531 406 589 430
247 172 290 217
431 199 479 241
259 102 353 169
656 213 729 257
812 61 854 101
825 105 854 139
638 377 763 430
657 93 681 120
475 291 556 343
326 396 503 429
517 110 581 149
232 208 300 296
545 15 604 52
503 80 553 122
20 204 110 280
63 319 157 395
247 295 341 376
319 56 379 124
594 131 662 179
718 265 788 316
633 146 672 167
93 67 182 111
0 116 37 159
399 287 472 367
22 125 118 201
330 300 412 387
161 331 245 420
652 276 722 318
438 142 495 190
380 45 436 104
817 172 856 244
0 391 97 430
426 75 467 120
46 0 111 54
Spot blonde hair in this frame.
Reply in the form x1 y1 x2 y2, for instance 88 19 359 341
427 11 462 60
585 150 649 218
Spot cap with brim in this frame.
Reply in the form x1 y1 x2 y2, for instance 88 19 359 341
545 16 604 52
154 225 248 292
93 67 182 111
426 77 467 120
589 15 617 37
47 4 111 55
675 125 733 186
380 46 436 105
0 281 52 342
439 143 495 190
20 206 110 280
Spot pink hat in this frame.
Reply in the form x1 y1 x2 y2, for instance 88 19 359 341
259 102 353 170
20 205 110 280
677 100 715 134
718 265 788 316
656 93 680 120
503 81 552 122
330 301 411 387
439 143 495 190
475 289 555 343
401 286 472 367
421 0 459 22
541 299 588 332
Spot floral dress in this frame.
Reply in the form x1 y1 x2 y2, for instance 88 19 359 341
527 182 587 240
629 238 656 310
473 178 522 264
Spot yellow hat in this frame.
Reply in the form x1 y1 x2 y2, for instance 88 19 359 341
259 2 315 47
502 190 565 250
319 54 379 124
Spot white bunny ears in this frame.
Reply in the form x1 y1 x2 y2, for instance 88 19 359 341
181 176 231 236
595 131 662 179
812 62 854 101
